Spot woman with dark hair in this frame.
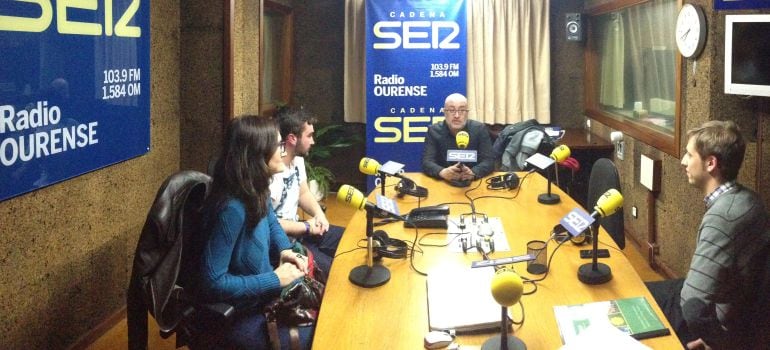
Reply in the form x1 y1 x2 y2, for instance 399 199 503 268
195 116 312 349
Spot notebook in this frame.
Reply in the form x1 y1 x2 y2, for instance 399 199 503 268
426 266 508 333
553 296 670 344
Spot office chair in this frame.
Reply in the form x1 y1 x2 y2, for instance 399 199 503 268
127 170 233 350
587 158 624 249
741 241 770 348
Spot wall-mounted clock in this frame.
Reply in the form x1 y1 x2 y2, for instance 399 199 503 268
675 4 707 59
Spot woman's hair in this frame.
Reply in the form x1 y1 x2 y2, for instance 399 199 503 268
209 115 279 228
686 120 746 181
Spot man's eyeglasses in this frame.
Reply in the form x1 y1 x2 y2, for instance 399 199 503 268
278 141 287 156
445 109 469 116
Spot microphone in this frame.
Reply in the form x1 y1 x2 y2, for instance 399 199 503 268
549 145 571 162
482 268 527 350
591 188 623 218
337 184 368 210
359 157 406 178
456 130 470 149
577 188 624 285
359 157 384 177
490 268 523 307
535 145 572 205
446 131 475 188
359 157 427 198
359 157 409 197
336 184 405 221
336 184 399 288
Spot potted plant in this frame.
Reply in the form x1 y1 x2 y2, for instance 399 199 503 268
305 123 362 201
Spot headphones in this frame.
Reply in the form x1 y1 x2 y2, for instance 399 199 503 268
552 224 592 245
372 230 408 259
396 178 429 198
485 172 520 190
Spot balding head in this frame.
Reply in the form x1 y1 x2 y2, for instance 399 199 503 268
444 93 467 106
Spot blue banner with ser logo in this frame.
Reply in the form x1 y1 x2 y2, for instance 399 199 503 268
365 0 466 189
0 0 151 201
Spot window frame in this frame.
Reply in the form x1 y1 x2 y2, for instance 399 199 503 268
584 0 683 158
259 0 294 117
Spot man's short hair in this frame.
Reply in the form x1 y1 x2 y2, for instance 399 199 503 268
686 120 746 181
276 108 318 138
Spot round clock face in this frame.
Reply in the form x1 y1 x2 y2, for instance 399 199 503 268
675 4 706 58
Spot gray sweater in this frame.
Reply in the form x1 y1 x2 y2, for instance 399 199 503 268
680 185 770 348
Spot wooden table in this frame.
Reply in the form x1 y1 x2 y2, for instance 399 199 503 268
313 172 680 349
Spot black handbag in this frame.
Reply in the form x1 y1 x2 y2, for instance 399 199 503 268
263 243 325 350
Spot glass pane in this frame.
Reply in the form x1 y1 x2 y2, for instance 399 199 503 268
262 12 285 106
593 0 677 133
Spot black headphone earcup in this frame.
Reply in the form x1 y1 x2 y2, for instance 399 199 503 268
396 179 428 198
372 230 389 245
487 172 519 190
505 173 520 189
371 230 407 259
395 181 406 198
371 230 388 259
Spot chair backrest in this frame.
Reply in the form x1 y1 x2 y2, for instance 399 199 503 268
744 240 770 348
127 170 211 350
587 158 625 249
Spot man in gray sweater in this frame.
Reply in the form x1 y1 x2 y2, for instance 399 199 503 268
647 120 770 349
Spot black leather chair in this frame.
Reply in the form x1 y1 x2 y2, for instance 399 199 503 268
127 170 233 349
740 241 770 349
587 158 624 249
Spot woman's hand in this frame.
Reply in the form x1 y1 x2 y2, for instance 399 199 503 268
280 249 309 274
274 262 305 287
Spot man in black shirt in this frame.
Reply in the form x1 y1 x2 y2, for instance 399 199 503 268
422 93 494 186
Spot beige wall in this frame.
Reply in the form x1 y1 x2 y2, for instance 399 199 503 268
233 0 262 117
180 1 226 172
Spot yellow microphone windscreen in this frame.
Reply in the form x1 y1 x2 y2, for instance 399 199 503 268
456 131 470 149
550 145 571 162
490 268 523 307
359 157 381 176
337 184 366 210
595 189 623 217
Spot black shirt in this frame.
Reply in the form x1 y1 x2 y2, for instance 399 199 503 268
421 119 494 179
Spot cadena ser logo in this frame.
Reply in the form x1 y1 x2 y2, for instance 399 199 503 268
374 115 444 143
372 21 460 50
0 0 142 37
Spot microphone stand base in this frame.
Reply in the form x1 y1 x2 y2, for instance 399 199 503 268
526 263 548 275
349 264 390 288
577 262 612 285
538 193 560 205
481 335 526 350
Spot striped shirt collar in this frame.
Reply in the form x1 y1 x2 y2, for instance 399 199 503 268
704 181 737 208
